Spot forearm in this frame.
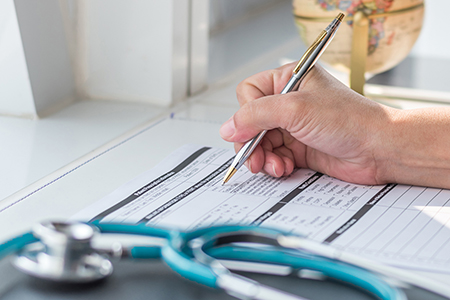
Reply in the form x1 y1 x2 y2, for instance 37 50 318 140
377 107 450 188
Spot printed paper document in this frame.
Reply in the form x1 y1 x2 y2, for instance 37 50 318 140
72 145 450 273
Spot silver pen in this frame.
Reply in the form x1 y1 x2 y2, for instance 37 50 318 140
222 12 344 185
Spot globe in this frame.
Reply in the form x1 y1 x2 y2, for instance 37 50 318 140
293 0 424 75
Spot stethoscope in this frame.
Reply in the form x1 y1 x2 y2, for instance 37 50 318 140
1 221 449 300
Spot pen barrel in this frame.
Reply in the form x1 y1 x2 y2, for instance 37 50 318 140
325 17 342 32
235 130 267 170
281 76 301 94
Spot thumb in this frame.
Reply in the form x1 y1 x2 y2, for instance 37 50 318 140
220 93 302 142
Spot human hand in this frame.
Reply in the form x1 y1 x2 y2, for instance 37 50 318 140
220 63 396 185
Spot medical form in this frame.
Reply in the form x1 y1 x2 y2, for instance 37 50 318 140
72 144 450 274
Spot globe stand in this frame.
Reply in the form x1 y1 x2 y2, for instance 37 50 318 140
350 11 369 95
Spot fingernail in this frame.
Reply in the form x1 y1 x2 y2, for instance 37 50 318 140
220 116 236 138
272 164 279 177
265 162 278 177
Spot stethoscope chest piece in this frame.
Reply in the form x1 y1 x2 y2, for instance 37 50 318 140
13 221 113 283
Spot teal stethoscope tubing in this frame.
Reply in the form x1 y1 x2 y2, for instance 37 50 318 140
208 246 399 299
167 226 404 300
0 223 406 300
0 232 37 260
94 223 404 300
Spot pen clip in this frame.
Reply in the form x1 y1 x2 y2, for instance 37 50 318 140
293 30 327 74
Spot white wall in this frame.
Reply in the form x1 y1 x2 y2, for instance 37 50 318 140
0 0 76 118
15 0 76 116
209 0 279 33
410 0 450 60
75 0 190 106
0 0 36 117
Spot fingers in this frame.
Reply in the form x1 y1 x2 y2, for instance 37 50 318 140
220 93 303 143
233 129 299 177
262 150 285 177
236 63 336 109
239 143 293 177
220 92 308 177
236 62 298 107
234 142 264 173
273 146 295 176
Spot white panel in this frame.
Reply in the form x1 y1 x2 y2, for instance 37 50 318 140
189 0 209 95
171 0 190 103
14 0 76 117
0 0 35 117
410 0 450 60
77 0 190 106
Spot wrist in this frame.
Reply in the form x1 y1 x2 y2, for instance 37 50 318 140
375 107 450 188
371 105 401 185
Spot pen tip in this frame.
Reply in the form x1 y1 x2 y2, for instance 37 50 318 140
222 167 237 186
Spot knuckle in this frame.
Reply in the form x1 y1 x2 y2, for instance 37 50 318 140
236 79 247 94
236 81 247 105
279 93 304 130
